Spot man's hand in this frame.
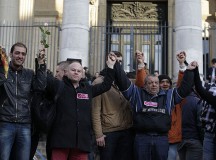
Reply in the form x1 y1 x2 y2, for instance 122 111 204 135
135 50 144 64
135 50 145 70
37 48 46 65
96 135 106 147
106 52 116 69
187 61 198 70
176 51 186 65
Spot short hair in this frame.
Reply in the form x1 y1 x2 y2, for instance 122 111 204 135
211 58 216 64
10 42 27 54
66 58 82 65
144 74 158 85
57 61 70 70
158 74 172 85
111 51 122 57
126 71 136 79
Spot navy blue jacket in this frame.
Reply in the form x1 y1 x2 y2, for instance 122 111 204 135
181 92 203 140
114 62 194 133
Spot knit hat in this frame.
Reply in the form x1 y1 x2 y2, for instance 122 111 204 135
158 74 172 85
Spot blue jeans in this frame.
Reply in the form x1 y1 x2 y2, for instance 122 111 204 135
99 129 134 160
167 143 179 160
0 122 31 160
134 133 169 160
178 139 203 160
203 132 216 160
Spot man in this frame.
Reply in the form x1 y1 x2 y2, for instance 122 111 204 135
135 51 186 160
83 66 92 84
113 50 197 160
207 58 216 84
91 51 133 160
45 53 116 160
158 73 180 160
55 61 70 80
0 42 46 160
193 65 216 160
154 70 159 77
177 89 203 160
164 52 186 160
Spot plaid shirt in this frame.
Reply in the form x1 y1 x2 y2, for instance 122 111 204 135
200 101 216 133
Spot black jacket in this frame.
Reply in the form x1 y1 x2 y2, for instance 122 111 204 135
0 63 46 123
194 67 216 106
46 68 115 152
207 67 216 82
181 92 203 140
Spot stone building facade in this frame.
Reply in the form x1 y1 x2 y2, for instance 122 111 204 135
0 0 216 79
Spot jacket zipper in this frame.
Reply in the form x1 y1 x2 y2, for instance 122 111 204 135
15 71 18 122
1 99 6 108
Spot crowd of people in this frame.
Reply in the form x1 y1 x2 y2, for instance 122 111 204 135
0 42 216 160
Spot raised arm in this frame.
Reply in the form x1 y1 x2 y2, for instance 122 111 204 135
32 48 47 91
194 66 216 106
135 50 148 87
176 61 196 98
176 51 187 87
0 48 8 86
92 52 116 97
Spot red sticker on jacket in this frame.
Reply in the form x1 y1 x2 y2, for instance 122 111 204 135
77 93 89 99
144 101 158 107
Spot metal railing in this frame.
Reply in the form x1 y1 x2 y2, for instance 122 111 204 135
0 22 61 73
89 21 169 74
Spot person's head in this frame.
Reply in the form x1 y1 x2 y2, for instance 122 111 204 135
154 70 159 77
135 50 144 56
94 72 99 78
144 75 160 95
55 61 70 80
10 42 27 69
211 58 216 67
158 74 172 90
110 51 122 64
83 67 88 73
66 61 83 86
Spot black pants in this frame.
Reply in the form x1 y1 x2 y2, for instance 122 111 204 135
99 129 134 160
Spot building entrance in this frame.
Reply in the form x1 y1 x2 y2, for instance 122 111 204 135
89 2 169 74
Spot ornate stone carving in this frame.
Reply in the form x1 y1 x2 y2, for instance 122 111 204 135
111 2 165 21
89 0 96 5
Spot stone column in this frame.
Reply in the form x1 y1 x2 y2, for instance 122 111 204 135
173 0 203 79
0 0 19 23
168 0 175 78
0 0 19 52
60 0 89 67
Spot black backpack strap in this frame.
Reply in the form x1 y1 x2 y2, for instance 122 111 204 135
54 81 64 102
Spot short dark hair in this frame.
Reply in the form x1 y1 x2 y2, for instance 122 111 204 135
10 42 27 54
211 58 216 64
66 58 82 65
158 74 172 85
144 74 159 85
57 61 70 70
111 51 122 57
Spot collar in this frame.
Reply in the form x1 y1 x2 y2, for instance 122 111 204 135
9 62 23 71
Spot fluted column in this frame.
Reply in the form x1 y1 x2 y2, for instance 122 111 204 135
60 0 89 67
173 0 203 79
0 0 19 23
